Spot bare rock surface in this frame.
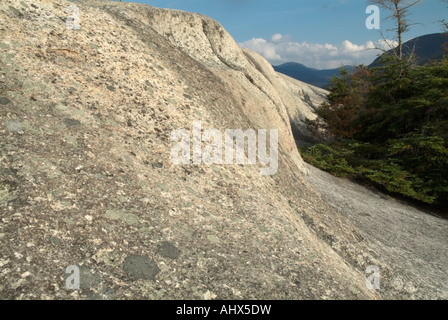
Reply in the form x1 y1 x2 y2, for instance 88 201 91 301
0 0 445 300
306 164 448 299
276 73 328 144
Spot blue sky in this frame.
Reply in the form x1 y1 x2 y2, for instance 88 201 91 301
131 0 447 69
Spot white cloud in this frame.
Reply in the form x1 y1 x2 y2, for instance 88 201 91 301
271 34 283 43
239 34 398 69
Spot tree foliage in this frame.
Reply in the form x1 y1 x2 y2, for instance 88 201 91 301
302 54 448 210
370 0 422 60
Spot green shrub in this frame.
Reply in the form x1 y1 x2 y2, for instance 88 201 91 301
301 55 448 210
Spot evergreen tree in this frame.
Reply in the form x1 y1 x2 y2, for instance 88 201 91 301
302 56 448 209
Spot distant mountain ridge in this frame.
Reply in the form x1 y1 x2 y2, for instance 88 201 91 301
273 63 354 89
370 33 447 67
274 33 447 88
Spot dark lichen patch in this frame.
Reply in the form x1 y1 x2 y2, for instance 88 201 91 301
8 5 23 17
105 209 139 225
152 162 163 169
79 267 101 290
63 118 81 127
0 97 11 105
68 87 77 93
0 180 18 203
4 120 24 132
123 255 160 280
0 43 10 51
49 236 61 246
157 241 181 260
86 290 103 300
